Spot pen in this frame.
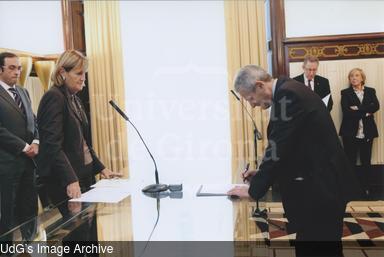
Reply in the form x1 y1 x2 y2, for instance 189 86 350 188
242 163 250 183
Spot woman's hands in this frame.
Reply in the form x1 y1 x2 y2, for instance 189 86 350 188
67 181 81 199
100 168 123 179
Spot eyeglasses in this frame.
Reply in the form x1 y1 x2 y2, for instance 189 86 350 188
2 65 23 71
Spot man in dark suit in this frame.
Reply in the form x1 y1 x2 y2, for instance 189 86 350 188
0 52 39 242
293 55 333 111
228 65 360 257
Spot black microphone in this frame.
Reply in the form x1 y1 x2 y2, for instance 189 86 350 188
109 100 168 193
230 90 262 140
230 91 268 220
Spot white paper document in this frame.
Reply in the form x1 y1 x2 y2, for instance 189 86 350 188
196 184 247 197
69 187 130 203
91 178 131 189
322 94 330 106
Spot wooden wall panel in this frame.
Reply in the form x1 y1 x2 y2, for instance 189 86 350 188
61 0 90 125
61 0 86 52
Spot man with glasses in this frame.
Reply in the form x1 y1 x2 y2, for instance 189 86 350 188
294 55 333 111
0 52 39 243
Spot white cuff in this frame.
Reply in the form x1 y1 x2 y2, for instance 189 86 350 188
22 143 30 152
32 139 39 145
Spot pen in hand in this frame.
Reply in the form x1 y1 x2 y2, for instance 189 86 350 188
242 163 250 183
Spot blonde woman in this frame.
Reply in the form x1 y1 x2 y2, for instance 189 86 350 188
339 68 380 196
37 50 120 216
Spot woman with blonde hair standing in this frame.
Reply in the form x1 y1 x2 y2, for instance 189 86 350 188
37 50 120 216
339 68 380 196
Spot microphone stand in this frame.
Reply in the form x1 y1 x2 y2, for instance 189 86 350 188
109 100 168 193
230 90 262 167
230 90 267 219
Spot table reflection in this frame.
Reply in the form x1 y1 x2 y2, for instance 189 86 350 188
0 182 266 257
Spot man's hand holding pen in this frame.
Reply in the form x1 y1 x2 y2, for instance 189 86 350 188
241 163 257 184
227 163 257 199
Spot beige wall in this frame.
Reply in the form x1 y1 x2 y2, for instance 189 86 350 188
290 58 384 164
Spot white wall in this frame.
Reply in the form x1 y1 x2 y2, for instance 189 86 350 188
120 1 231 185
285 0 384 37
0 1 64 54
119 1 232 240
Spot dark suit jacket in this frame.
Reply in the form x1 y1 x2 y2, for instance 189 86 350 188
0 84 38 174
37 85 105 187
248 77 360 230
339 86 379 139
293 74 333 111
0 84 39 239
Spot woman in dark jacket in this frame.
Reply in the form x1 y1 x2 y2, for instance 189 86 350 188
37 50 120 216
339 68 380 195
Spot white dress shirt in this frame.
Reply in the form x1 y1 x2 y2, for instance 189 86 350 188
0 79 17 99
268 79 278 118
304 75 314 91
354 87 365 139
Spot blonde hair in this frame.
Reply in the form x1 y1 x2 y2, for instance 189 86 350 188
348 68 366 86
51 49 88 86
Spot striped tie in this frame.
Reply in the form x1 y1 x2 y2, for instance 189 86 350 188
8 87 25 113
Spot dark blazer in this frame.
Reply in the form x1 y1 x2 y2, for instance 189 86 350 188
0 84 38 173
0 83 39 239
293 74 333 111
339 86 379 139
37 85 105 187
248 78 360 231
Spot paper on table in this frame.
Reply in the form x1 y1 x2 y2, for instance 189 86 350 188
91 179 131 189
322 94 330 106
69 187 130 203
196 184 246 197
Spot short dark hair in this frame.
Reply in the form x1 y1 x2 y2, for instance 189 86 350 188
0 52 18 67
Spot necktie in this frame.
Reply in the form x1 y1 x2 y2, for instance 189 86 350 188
307 80 312 90
8 87 25 113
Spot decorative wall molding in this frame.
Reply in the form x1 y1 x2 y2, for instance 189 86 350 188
269 0 384 75
285 33 384 63
0 47 58 62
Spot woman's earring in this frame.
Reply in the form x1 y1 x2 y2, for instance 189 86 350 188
62 75 66 81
